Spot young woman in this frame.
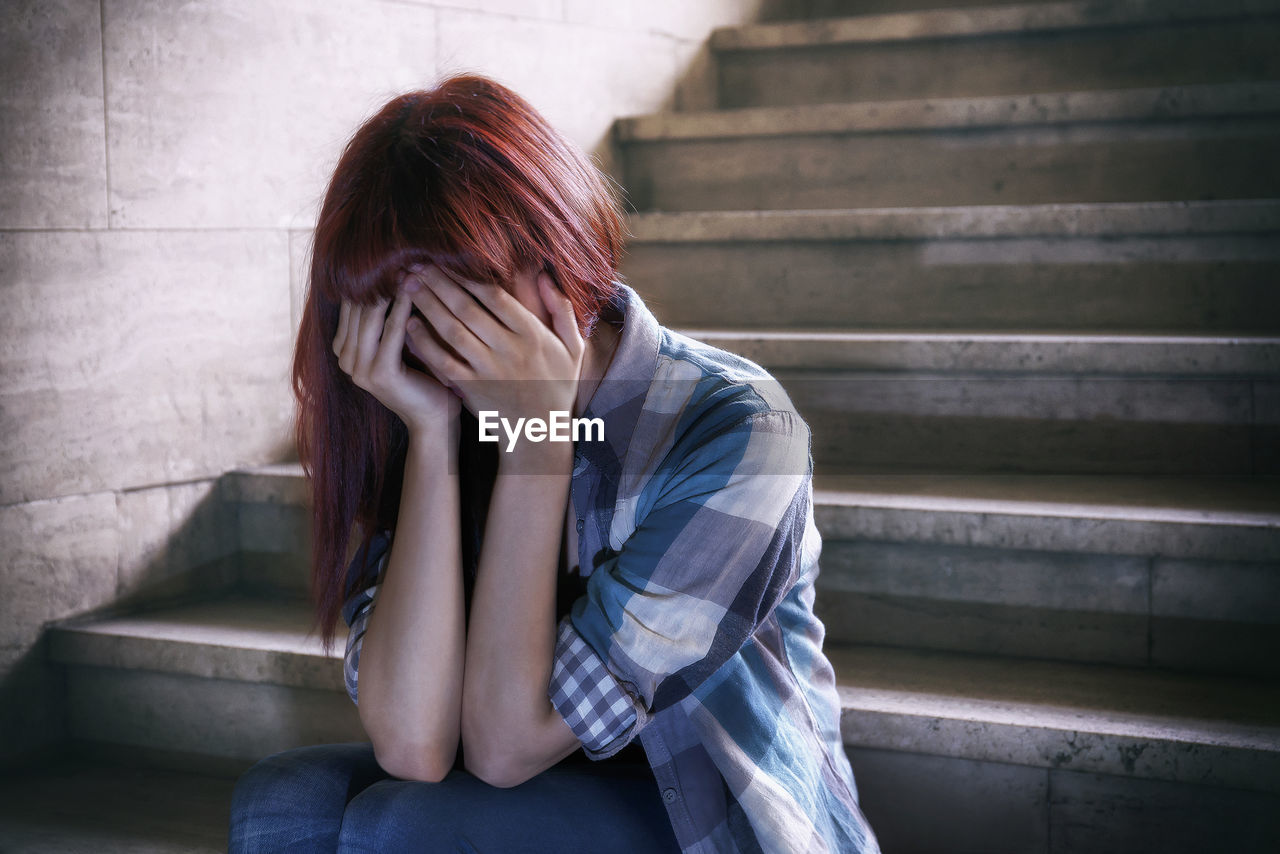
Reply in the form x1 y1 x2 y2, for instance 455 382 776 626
229 73 879 854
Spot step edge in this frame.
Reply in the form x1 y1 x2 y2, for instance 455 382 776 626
51 602 1280 792
616 82 1280 141
709 0 1280 51
51 610 1280 742
224 464 1280 534
624 199 1280 241
670 330 1280 376
812 487 1280 528
47 609 347 693
829 643 1280 792
838 703 1280 793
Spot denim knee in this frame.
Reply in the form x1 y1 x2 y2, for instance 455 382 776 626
337 776 486 854
229 742 386 854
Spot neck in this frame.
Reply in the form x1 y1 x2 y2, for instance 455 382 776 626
575 319 619 418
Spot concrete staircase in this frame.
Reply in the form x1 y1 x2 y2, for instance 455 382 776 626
15 2 1280 852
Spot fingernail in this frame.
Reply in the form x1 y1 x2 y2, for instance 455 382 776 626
403 278 422 294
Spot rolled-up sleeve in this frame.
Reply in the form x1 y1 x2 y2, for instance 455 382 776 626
547 409 811 758
548 620 642 757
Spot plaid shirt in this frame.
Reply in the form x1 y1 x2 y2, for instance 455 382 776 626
342 284 879 853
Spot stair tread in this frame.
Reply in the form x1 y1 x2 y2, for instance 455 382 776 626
626 199 1280 239
710 0 1280 51
617 81 1280 141
830 644 1280 748
50 594 341 691
50 595 1280 790
829 643 1280 792
813 473 1280 525
224 463 1280 529
681 329 1280 342
0 756 232 853
676 328 1280 375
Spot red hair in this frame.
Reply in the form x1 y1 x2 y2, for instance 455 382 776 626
292 74 626 651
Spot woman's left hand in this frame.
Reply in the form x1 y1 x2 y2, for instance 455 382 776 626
403 263 585 424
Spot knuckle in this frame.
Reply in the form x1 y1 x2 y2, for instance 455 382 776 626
455 300 480 326
438 315 463 339
369 363 393 388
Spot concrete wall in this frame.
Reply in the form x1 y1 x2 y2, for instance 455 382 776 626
0 0 772 767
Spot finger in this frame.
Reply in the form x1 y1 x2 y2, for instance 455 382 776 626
333 300 351 357
406 314 473 392
352 297 391 380
338 303 362 375
373 289 414 373
456 274 535 333
415 266 509 348
539 272 584 357
407 278 490 368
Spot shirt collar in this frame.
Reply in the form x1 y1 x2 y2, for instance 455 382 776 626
578 281 660 477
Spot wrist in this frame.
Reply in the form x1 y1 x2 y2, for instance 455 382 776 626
496 436 573 476
407 419 459 470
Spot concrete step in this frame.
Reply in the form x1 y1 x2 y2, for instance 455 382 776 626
692 329 1279 475
221 465 1280 674
780 365 1274 478
42 596 1280 850
47 594 364 775
683 329 1280 374
832 644 1280 852
765 0 1067 20
813 472 1280 674
617 83 1280 210
712 0 1280 108
0 757 233 853
621 200 1280 332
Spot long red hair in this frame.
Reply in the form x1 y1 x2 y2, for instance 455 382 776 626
292 74 626 650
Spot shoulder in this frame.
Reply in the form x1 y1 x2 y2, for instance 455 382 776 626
605 322 814 549
638 328 811 492
654 327 808 441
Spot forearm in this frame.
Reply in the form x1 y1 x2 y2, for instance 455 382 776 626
355 428 465 780
461 442 574 774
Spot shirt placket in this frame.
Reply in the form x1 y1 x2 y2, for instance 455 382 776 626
639 718 704 854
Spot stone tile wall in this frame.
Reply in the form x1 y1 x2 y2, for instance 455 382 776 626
0 0 768 765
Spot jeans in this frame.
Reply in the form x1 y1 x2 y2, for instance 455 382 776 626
228 742 682 853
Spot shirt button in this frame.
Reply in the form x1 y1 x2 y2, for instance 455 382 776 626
575 518 585 535
662 788 677 804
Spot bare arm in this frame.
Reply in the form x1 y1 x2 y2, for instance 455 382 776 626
333 280 466 782
404 265 587 787
354 430 464 781
460 441 582 787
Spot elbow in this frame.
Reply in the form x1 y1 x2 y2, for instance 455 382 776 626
360 704 459 783
463 748 532 789
460 722 533 789
370 737 456 783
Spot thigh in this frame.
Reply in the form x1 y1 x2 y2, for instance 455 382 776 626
336 758 680 854
229 742 389 854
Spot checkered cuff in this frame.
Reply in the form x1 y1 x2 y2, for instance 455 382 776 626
548 616 645 759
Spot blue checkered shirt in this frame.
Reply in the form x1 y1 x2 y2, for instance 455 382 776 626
341 283 879 853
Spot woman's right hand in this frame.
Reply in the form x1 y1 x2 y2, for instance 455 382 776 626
334 277 461 436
